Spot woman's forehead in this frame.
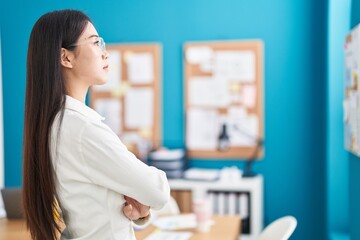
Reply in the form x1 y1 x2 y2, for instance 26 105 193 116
80 22 99 40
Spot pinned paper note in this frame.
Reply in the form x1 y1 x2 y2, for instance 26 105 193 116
111 82 130 98
139 127 152 139
343 99 350 122
199 61 214 73
241 85 257 108
125 88 153 128
227 109 259 147
186 46 214 64
186 108 219 150
94 99 121 135
213 51 255 82
189 77 230 107
127 52 154 84
228 82 241 93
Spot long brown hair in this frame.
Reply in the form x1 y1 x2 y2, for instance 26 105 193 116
23 10 90 240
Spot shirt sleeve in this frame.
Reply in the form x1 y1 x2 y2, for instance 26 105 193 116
79 121 170 210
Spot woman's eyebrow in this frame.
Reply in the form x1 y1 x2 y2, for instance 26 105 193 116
86 34 99 39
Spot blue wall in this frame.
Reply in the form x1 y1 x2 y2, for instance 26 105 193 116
327 0 350 238
349 155 360 239
0 1 328 239
350 1 360 239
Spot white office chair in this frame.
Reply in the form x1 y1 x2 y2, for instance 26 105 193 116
257 215 297 240
152 196 180 216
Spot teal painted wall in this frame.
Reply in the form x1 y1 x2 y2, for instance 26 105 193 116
0 1 328 239
350 1 360 239
327 0 350 237
349 155 360 239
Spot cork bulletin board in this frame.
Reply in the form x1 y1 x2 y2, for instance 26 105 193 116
184 40 264 159
344 24 360 156
90 43 162 158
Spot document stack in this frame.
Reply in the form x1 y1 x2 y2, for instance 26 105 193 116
148 148 186 179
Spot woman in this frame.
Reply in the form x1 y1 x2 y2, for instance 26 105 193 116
23 10 170 240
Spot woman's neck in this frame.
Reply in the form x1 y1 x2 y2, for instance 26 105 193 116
66 87 88 103
64 78 89 103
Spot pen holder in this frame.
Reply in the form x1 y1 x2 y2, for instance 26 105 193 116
192 198 211 233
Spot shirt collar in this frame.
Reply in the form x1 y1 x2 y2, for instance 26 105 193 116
65 95 105 122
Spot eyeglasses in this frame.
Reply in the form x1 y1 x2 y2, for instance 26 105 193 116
68 37 106 52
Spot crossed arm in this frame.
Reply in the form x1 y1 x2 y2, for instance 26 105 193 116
122 196 151 225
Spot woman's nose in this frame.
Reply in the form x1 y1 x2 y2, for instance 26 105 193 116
103 50 109 60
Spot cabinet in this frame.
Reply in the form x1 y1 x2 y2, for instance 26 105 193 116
169 175 263 240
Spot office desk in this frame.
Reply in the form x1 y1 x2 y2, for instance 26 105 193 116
0 219 31 240
135 215 241 240
0 215 240 240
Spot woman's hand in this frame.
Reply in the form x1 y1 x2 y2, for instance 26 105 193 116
122 196 150 221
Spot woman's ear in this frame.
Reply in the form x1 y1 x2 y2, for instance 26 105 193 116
60 48 74 69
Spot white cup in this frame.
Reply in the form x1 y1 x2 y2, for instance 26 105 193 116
193 198 211 232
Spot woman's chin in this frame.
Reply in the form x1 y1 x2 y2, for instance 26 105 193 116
94 79 108 86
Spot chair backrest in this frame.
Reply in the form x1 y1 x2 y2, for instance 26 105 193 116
0 188 24 219
152 196 180 216
257 216 297 240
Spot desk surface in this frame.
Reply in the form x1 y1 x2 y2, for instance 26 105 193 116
0 218 31 240
0 215 240 240
135 215 241 240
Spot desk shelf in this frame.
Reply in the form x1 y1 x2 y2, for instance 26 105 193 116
169 175 263 240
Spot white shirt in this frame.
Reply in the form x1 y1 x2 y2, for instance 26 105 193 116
50 95 170 240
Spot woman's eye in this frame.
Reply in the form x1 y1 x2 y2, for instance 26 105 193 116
94 40 100 46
